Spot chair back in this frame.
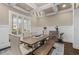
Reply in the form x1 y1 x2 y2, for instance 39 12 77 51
49 31 59 41
9 34 21 55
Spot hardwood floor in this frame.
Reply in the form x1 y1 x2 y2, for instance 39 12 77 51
64 42 79 55
0 42 79 55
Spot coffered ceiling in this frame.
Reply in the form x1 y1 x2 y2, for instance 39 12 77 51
35 3 48 7
16 3 33 11
4 3 73 17
43 7 54 14
57 3 72 11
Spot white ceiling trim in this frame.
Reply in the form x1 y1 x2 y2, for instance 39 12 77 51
51 4 58 12
26 3 37 10
38 4 53 11
4 3 30 14
13 6 30 13
45 12 57 16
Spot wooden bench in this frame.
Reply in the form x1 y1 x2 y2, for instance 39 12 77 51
32 39 55 55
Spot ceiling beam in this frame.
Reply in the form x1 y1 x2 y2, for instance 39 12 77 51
13 6 30 13
45 12 56 16
38 4 52 11
4 3 30 13
26 3 37 9
51 3 58 12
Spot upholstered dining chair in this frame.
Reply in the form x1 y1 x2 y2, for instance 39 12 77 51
9 34 33 55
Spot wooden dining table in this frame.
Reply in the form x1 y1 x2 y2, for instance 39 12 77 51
21 35 49 47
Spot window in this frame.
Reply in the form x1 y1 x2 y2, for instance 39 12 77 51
23 18 31 32
10 11 31 35
18 17 23 35
27 20 31 32
12 15 18 35
24 19 28 32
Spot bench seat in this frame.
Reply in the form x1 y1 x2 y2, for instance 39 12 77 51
33 39 55 55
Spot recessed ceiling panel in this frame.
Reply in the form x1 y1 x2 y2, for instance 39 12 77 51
43 7 54 14
16 3 33 11
57 3 72 11
35 3 48 7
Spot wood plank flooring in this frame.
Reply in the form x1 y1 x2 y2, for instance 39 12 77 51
0 42 79 55
64 42 79 55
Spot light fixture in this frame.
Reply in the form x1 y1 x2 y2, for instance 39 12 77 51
62 4 66 8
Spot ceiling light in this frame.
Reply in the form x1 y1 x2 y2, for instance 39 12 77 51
62 4 66 8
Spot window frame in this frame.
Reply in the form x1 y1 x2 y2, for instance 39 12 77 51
9 11 32 36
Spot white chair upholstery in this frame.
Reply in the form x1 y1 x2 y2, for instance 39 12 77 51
9 34 21 55
19 44 33 55
9 34 33 55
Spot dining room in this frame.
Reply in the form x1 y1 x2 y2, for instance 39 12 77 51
0 3 75 55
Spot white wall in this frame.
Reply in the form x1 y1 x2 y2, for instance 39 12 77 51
0 25 10 49
73 8 79 49
59 26 73 43
32 11 73 27
0 4 10 49
31 26 74 43
0 4 9 25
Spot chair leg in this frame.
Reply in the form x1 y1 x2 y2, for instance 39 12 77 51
53 46 56 49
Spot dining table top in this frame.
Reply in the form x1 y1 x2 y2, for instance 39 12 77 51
21 35 49 45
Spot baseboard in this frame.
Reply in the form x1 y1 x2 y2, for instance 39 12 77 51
64 42 72 44
0 46 11 51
